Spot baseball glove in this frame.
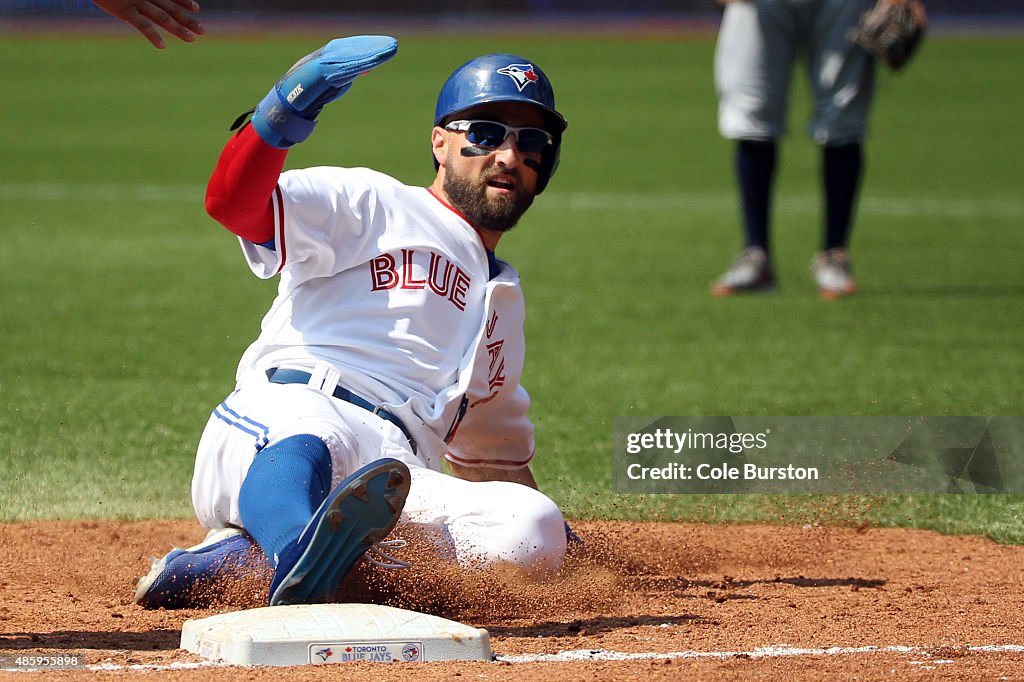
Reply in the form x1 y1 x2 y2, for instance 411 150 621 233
849 0 927 71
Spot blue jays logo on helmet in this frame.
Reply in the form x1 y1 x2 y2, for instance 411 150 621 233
496 63 539 92
433 53 567 194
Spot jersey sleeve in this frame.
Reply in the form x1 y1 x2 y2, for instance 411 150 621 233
240 167 393 282
205 124 287 245
445 384 535 470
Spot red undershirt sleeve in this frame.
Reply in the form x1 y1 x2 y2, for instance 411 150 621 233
205 125 289 244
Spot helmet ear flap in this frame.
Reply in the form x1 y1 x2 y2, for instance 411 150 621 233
535 131 561 195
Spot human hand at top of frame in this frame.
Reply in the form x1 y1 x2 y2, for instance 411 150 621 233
93 0 205 49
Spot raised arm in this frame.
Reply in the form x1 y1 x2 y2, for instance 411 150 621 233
205 126 286 244
205 36 399 244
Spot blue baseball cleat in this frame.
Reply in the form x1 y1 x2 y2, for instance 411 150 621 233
134 527 268 609
269 457 411 606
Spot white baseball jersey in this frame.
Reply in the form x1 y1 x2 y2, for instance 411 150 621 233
190 164 566 575
234 165 534 473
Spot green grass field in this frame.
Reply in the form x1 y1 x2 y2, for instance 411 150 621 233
1 30 1021 542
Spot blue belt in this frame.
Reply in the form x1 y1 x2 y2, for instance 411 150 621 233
265 368 416 454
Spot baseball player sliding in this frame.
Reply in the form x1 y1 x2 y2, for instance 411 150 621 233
135 36 571 608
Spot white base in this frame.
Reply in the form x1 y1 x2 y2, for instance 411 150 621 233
181 603 492 666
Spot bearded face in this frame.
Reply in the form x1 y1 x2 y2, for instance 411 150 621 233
442 147 536 233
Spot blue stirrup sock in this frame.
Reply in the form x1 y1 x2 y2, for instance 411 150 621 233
238 434 332 567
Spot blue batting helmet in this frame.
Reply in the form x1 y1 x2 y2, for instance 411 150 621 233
434 53 567 194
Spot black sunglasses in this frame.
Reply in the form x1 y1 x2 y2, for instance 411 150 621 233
444 120 553 154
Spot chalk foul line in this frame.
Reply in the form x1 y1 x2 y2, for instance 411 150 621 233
497 643 1024 663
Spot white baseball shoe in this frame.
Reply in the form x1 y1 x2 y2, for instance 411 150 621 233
812 248 858 299
711 246 776 297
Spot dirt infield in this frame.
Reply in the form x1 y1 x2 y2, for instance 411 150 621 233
2 519 1023 680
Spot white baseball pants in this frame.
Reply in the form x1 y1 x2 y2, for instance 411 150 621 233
190 370 567 576
715 0 876 145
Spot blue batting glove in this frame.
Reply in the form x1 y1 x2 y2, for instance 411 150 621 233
250 35 398 149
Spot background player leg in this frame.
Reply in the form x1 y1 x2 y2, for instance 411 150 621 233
807 0 876 298
711 140 779 296
813 143 862 298
823 142 863 252
737 139 778 254
712 0 798 296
